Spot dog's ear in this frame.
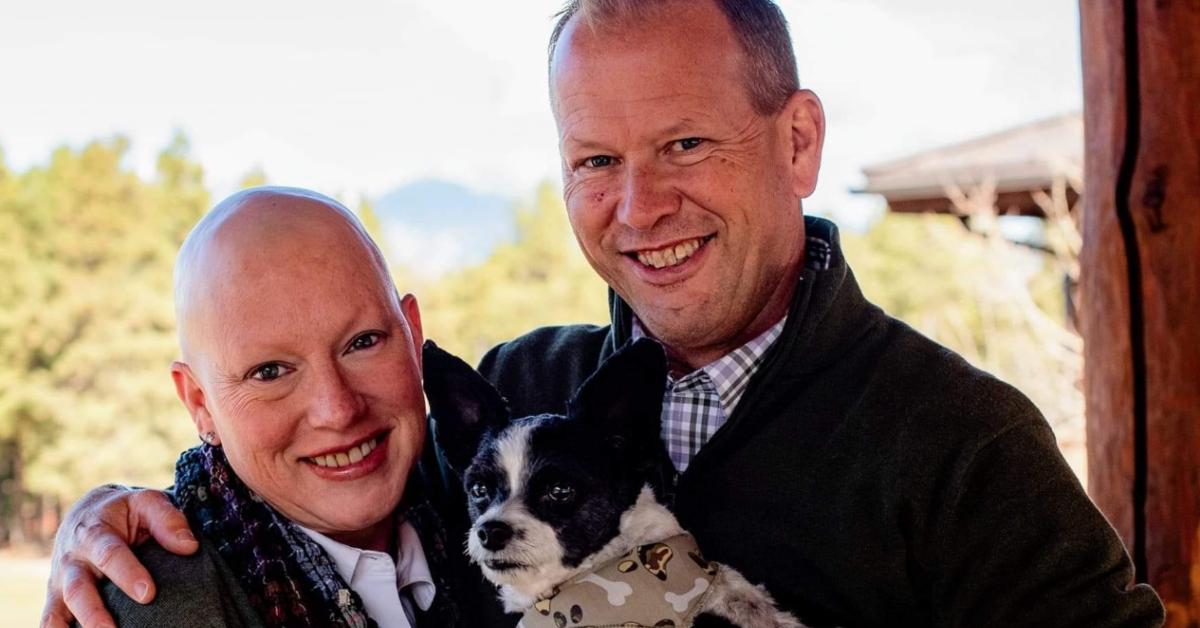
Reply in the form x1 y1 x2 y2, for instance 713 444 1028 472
423 340 510 475
568 338 667 448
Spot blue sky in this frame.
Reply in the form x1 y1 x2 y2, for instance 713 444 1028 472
0 0 1082 224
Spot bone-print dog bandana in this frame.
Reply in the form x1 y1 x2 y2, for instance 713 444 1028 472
518 533 719 628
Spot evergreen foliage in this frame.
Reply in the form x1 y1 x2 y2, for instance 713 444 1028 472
0 135 208 508
417 182 609 364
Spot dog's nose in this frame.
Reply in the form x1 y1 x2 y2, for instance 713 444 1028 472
477 520 514 551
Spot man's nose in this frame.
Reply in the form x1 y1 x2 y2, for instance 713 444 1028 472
309 364 366 428
617 165 679 231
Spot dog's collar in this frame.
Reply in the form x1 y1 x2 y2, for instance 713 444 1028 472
521 533 720 628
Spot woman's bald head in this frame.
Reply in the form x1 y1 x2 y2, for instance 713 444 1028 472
168 187 427 540
174 187 399 362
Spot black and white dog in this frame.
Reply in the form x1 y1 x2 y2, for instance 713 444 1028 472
424 339 804 628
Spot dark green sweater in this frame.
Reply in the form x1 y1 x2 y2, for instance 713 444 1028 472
437 216 1165 627
91 540 264 628
90 472 502 628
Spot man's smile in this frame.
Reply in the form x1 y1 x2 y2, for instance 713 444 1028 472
619 235 716 288
627 235 715 270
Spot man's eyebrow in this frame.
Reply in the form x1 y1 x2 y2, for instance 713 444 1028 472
658 119 704 138
562 119 707 153
560 135 613 153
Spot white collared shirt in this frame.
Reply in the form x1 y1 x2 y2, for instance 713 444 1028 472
298 521 437 628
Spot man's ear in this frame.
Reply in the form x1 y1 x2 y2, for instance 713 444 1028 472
422 340 510 475
171 361 219 445
781 89 826 198
568 338 667 449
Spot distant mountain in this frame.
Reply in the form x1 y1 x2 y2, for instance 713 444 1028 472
373 179 515 278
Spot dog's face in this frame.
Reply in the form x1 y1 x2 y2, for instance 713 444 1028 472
423 339 667 589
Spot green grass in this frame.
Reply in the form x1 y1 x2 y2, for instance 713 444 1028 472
0 554 51 628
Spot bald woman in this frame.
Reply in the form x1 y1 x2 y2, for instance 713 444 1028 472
71 188 485 628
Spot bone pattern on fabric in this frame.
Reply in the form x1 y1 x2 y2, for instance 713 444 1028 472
666 578 710 613
518 534 717 628
578 573 635 606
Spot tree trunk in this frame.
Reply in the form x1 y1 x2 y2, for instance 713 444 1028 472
1079 1 1200 626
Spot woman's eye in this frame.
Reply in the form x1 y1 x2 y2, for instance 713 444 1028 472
546 482 575 503
347 332 382 353
469 482 490 500
249 363 288 382
672 138 704 152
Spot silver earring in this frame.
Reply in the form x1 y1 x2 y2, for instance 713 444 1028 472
200 431 217 445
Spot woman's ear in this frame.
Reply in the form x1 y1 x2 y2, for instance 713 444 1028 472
400 292 424 372
781 89 826 198
171 361 219 445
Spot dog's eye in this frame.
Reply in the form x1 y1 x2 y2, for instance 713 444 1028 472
546 482 575 503
469 482 490 500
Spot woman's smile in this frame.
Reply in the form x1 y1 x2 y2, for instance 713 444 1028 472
304 430 392 481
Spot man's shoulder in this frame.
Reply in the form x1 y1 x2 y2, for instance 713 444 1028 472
481 323 612 369
869 314 1045 437
477 323 614 417
91 539 262 628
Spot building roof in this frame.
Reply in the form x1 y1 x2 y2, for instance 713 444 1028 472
857 113 1083 216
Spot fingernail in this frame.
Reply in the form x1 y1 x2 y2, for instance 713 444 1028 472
176 529 197 544
135 580 150 602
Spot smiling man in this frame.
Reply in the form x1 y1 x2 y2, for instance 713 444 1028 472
475 1 1163 625
43 1 1164 627
552 2 818 374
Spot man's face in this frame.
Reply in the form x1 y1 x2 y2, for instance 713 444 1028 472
552 1 822 366
178 211 426 537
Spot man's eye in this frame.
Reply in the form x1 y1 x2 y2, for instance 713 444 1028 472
582 155 614 169
347 332 383 353
469 482 490 500
672 138 705 152
248 363 288 382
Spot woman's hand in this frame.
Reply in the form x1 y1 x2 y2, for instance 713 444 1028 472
40 485 198 628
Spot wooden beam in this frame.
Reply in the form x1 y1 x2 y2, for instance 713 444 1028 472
884 189 1078 217
1080 1 1200 625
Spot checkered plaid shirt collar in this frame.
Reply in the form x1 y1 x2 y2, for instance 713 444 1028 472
629 233 834 413
619 228 834 471
632 315 785 412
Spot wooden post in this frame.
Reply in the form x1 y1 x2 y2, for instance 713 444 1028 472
1079 1 1200 625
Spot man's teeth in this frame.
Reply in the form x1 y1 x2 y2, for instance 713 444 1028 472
310 437 379 468
635 238 703 269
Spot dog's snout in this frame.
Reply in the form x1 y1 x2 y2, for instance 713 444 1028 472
477 520 514 551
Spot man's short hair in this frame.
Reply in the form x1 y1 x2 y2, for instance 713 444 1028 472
549 0 800 115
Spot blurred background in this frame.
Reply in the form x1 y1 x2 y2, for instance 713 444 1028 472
0 0 1085 623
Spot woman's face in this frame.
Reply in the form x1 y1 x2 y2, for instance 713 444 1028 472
173 211 426 542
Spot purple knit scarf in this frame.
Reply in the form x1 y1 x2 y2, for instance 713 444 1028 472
173 444 377 628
